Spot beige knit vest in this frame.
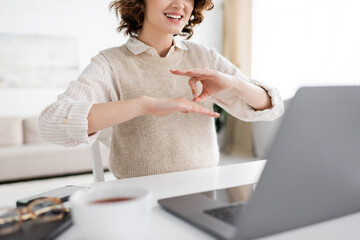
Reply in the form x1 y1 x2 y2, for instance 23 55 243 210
100 41 220 179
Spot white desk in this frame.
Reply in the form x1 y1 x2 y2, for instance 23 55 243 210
4 160 360 239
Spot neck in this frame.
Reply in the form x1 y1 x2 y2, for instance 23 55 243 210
138 24 173 57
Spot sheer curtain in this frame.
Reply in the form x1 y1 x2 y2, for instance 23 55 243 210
223 0 254 158
223 0 254 201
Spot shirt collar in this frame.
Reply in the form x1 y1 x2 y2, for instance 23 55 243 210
126 37 188 57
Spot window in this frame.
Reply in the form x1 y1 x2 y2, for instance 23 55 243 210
251 0 360 99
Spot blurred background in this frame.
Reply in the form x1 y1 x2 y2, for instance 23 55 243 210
0 0 359 183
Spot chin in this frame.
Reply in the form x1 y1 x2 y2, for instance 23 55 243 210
163 26 184 36
168 29 183 35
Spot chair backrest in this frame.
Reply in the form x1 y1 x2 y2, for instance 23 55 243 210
90 127 112 182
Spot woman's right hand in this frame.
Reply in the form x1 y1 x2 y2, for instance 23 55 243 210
87 96 219 135
142 96 220 118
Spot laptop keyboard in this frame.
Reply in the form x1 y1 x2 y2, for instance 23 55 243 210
203 204 243 226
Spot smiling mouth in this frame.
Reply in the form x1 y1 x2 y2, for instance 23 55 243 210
164 13 183 21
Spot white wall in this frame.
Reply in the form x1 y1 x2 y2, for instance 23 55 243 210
252 0 360 99
0 0 223 117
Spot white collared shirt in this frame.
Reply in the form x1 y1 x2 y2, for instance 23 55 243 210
126 36 188 57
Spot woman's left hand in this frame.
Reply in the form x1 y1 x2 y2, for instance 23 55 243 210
170 68 236 103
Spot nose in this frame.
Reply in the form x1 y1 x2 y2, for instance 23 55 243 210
171 0 186 9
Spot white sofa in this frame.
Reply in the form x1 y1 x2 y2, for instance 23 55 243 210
0 117 109 182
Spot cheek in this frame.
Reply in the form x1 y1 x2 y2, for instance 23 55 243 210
187 1 194 12
187 0 195 7
186 2 194 19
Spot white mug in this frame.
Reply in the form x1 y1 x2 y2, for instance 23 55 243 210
70 184 153 240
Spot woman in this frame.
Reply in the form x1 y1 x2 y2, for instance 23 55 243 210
39 0 284 179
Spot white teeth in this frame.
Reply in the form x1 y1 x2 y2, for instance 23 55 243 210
165 14 182 19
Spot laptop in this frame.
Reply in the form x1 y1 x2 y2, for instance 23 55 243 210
158 86 360 240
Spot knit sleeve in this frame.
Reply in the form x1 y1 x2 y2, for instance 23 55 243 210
209 48 284 122
38 54 118 146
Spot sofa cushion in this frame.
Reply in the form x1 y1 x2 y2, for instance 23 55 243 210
23 117 46 144
0 143 110 182
0 117 23 146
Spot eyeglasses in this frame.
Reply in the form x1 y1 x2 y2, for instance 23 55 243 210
0 197 69 236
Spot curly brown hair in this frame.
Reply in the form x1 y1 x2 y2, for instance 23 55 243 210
109 0 214 39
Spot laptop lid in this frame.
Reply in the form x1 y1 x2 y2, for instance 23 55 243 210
235 86 360 239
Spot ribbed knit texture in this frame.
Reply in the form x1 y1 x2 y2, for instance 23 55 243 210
100 42 220 178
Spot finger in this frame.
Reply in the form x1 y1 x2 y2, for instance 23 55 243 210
191 107 219 118
188 78 199 99
170 68 214 78
170 69 200 77
194 89 210 103
185 103 219 118
188 68 214 76
176 98 219 118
